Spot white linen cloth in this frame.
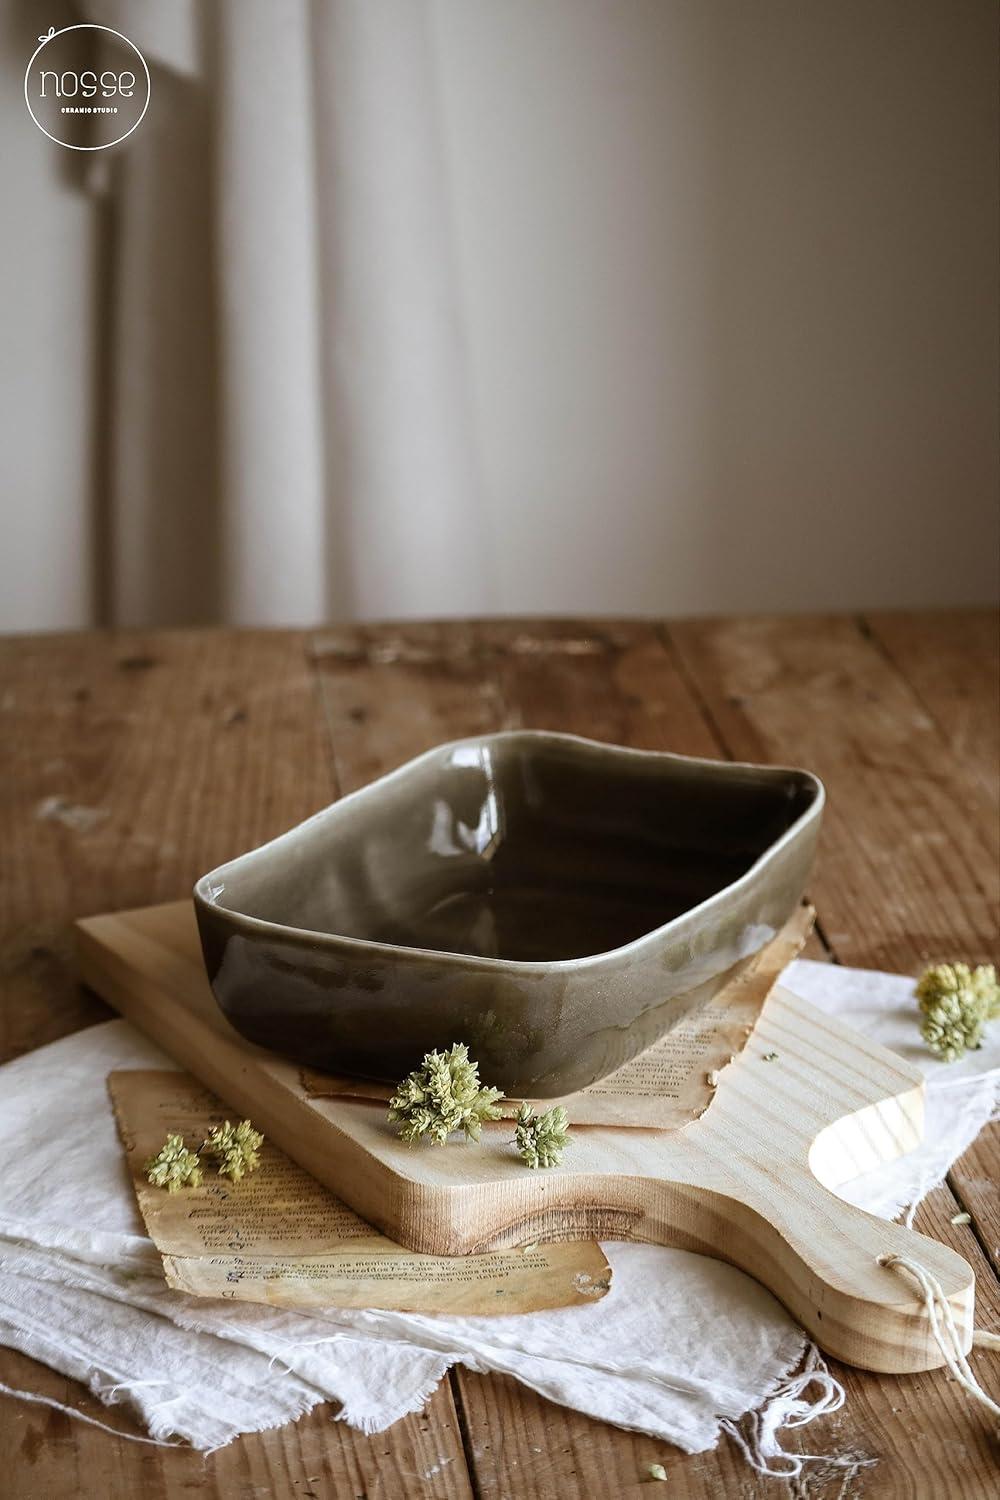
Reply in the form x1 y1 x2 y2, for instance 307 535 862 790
0 960 996 1457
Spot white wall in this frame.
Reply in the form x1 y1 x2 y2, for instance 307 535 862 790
0 0 96 629
1 0 997 630
434 0 999 615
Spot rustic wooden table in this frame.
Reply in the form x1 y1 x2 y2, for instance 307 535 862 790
1 613 997 1499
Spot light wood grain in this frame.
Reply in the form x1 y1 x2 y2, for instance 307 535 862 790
76 898 975 1374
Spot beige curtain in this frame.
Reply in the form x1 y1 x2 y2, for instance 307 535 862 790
5 1 996 632
88 0 495 625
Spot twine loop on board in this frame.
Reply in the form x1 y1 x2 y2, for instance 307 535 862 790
879 1252 1000 1436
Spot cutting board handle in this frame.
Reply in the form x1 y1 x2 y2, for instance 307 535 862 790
489 1161 976 1374
714 1164 975 1374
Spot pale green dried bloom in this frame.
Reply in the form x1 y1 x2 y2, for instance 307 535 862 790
145 1134 203 1193
920 991 978 1062
916 962 1000 1017
971 964 1000 1018
388 1044 504 1145
514 1103 570 1170
204 1119 264 1181
916 963 1000 1061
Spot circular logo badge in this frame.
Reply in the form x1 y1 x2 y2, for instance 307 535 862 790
24 24 150 151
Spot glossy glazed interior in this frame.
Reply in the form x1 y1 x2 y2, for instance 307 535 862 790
207 737 818 963
195 733 823 1094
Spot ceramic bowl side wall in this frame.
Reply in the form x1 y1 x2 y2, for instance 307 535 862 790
511 807 820 1094
195 803 819 1097
196 897 563 1089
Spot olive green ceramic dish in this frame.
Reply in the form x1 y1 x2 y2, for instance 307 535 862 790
194 732 824 1097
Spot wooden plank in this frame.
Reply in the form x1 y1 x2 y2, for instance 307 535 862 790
949 1120 1000 1275
451 1180 1000 1500
312 616 724 779
864 610 999 809
311 620 506 794
667 615 999 973
478 617 722 754
78 899 971 1373
452 1367 756 1500
0 630 336 1064
0 628 474 1496
0 1356 473 1500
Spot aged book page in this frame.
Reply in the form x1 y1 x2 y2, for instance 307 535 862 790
109 1069 611 1314
301 906 814 1129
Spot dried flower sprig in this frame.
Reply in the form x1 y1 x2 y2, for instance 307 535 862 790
916 962 1000 1062
144 1134 204 1193
388 1044 505 1145
204 1119 264 1181
144 1118 265 1191
514 1103 570 1170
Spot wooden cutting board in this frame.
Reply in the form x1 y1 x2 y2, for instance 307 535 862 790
75 899 975 1375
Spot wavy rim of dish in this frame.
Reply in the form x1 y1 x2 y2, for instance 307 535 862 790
193 729 825 973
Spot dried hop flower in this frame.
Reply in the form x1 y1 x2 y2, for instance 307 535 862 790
144 1134 204 1193
204 1119 265 1181
916 962 1000 1062
388 1043 504 1145
514 1103 570 1170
